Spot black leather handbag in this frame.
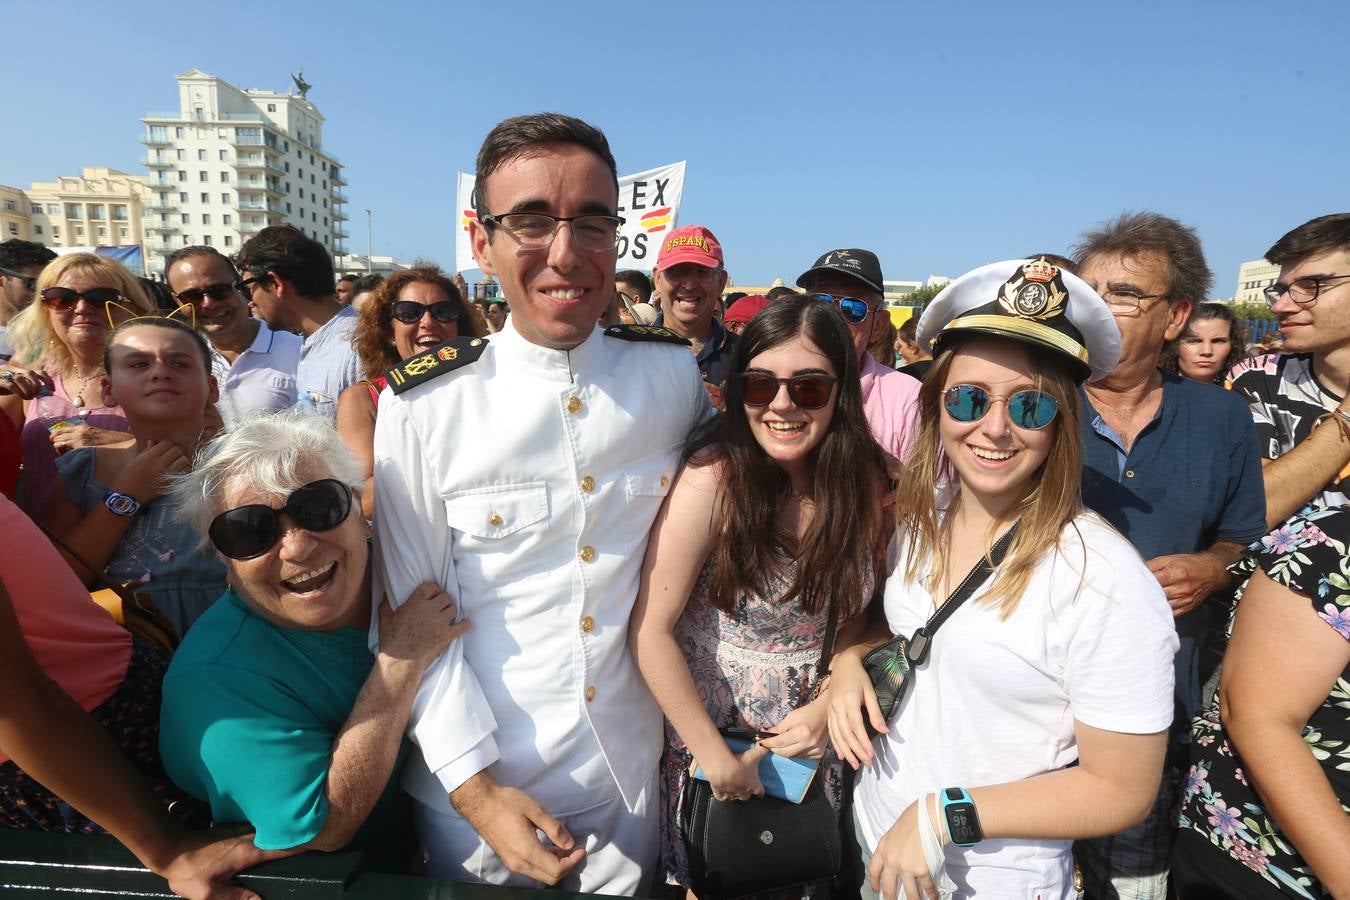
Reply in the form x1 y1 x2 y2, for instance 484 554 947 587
679 606 841 899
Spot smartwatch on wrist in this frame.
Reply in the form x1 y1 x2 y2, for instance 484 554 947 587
103 491 142 517
940 786 983 847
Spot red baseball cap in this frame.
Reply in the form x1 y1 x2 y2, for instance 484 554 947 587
724 294 769 326
656 225 723 272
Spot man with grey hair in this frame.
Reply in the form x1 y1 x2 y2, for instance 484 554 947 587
1072 212 1266 899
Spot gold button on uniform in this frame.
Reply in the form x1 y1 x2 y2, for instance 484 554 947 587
585 685 597 702
488 512 504 526
579 546 596 563
580 615 595 633
566 395 583 414
580 475 595 493
1124 470 1135 479
659 476 670 488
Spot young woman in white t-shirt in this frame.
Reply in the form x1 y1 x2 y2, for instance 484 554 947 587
827 260 1180 900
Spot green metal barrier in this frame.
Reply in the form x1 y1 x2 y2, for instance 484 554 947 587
0 830 631 899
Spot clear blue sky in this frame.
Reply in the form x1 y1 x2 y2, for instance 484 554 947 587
4 0 1345 296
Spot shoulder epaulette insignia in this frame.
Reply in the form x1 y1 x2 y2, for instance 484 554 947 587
386 336 487 395
603 325 691 346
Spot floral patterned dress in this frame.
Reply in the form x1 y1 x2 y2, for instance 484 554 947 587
1175 509 1350 898
658 558 868 893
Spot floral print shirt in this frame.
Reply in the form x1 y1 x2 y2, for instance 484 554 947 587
1176 508 1350 898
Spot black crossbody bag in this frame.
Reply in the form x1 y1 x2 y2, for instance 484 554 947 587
680 604 842 899
862 521 1020 730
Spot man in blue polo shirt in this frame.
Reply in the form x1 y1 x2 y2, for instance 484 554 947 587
1070 213 1266 900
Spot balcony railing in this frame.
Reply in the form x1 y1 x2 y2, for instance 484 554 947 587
332 207 349 221
139 132 171 146
145 222 181 235
330 170 347 186
140 155 174 169
331 190 349 204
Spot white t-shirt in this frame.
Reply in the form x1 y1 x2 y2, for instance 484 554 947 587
854 512 1178 899
209 321 301 430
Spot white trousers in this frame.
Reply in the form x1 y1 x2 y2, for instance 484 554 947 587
414 783 658 896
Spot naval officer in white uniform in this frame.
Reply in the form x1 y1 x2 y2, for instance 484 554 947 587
372 113 711 894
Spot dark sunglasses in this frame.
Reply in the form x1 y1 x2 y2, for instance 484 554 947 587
738 372 838 409
943 385 1059 430
175 282 239 304
233 275 267 294
0 267 37 291
812 293 871 325
40 286 123 310
390 300 461 324
208 479 353 560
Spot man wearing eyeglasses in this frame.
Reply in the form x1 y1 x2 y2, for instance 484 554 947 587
1072 214 1266 900
651 226 736 406
166 245 300 429
795 248 921 461
0 239 56 364
1229 213 1350 529
372 113 711 895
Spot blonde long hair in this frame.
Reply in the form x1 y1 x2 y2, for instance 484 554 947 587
894 337 1084 618
7 253 154 369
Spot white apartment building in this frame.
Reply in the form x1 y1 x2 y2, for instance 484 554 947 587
1236 258 1280 305
140 69 349 276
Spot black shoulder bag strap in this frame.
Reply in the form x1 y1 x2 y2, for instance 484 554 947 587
905 519 1020 666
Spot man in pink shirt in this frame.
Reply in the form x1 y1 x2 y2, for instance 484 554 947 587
796 248 921 460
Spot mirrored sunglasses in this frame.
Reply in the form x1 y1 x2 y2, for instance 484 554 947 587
943 385 1059 430
738 372 838 409
812 293 871 325
208 479 353 560
390 299 461 324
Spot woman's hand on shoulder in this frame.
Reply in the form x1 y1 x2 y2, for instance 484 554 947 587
378 582 469 670
701 742 768 802
826 649 885 770
51 424 133 455
761 698 830 760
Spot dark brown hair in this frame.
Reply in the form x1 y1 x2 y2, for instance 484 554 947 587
691 294 890 619
352 264 486 380
472 113 618 219
1073 212 1212 302
1265 213 1350 269
1160 302 1248 382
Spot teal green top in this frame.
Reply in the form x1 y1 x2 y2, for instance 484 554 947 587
159 590 410 865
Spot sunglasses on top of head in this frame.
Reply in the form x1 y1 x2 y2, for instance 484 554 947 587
737 371 838 409
943 385 1059 430
389 300 461 324
0 267 38 291
208 479 353 561
810 293 871 325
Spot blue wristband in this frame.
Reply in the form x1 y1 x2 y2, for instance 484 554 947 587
939 786 983 847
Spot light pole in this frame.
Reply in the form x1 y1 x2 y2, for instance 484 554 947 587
364 209 373 273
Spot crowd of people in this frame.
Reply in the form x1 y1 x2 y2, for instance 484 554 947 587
0 111 1346 900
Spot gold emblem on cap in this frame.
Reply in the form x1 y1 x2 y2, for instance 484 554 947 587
998 257 1067 321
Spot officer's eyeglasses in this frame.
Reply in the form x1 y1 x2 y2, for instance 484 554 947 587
1263 274 1350 307
481 213 626 252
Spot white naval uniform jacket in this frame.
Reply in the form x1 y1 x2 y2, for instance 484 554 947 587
372 318 712 818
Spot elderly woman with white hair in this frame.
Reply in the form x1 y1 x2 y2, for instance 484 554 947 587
158 410 467 871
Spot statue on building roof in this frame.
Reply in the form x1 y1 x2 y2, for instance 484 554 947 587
291 70 312 98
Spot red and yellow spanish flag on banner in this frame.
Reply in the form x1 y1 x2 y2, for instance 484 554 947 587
454 163 686 272
640 207 672 233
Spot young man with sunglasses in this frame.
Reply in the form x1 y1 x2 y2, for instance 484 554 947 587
372 113 711 895
1229 213 1350 528
795 248 921 461
0 239 56 363
166 246 300 429
235 225 359 423
1072 214 1266 900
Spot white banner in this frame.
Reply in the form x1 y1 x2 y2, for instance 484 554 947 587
455 161 686 273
